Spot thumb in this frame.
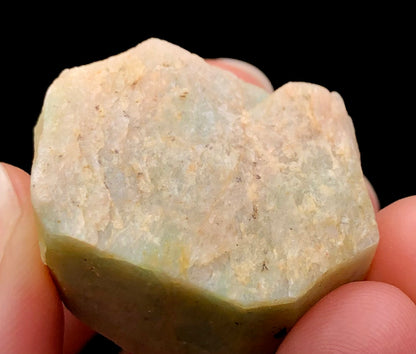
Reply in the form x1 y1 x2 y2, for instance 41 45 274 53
0 163 63 353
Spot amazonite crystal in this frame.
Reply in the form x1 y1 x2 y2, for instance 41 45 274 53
31 38 379 353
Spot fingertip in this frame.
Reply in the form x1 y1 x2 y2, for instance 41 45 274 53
277 281 416 353
1 163 31 200
206 58 274 92
0 162 64 353
367 196 416 303
364 176 380 212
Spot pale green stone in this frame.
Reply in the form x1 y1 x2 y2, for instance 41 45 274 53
31 38 379 353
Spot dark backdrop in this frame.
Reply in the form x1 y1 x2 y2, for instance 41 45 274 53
1 7 414 353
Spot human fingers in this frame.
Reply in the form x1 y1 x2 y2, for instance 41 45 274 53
365 176 380 212
0 163 63 353
63 305 95 354
206 58 274 92
366 196 416 303
0 163 95 354
0 163 94 354
277 281 416 353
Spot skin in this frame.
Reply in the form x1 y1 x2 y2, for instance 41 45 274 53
1 60 415 353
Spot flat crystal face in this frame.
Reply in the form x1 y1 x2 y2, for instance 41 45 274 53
31 38 378 308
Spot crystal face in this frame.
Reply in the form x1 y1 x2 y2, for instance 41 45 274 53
31 38 379 353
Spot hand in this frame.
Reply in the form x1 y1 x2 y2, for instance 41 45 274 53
0 163 95 354
1 61 415 354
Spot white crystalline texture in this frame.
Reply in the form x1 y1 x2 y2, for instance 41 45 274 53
31 38 379 353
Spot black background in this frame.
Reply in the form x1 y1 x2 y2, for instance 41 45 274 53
1 6 414 353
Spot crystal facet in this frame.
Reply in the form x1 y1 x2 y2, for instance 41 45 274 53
31 38 379 354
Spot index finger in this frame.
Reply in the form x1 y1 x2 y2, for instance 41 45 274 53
366 196 416 303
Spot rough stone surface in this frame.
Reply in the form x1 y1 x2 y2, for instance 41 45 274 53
31 38 379 353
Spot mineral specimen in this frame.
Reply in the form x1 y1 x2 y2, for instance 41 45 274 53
31 38 379 353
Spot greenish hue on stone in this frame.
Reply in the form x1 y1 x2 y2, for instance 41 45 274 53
31 38 379 353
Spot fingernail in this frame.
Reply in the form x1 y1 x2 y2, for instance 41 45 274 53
0 163 22 264
208 58 274 93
